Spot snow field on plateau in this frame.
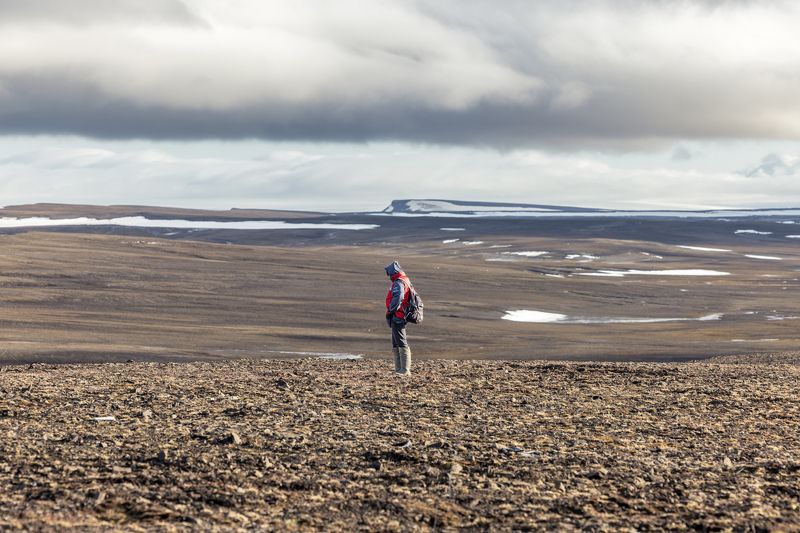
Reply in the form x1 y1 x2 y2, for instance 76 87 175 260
407 200 556 213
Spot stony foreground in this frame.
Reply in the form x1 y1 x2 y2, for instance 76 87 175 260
1 358 799 531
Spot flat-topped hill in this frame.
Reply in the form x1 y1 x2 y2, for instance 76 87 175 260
0 203 323 221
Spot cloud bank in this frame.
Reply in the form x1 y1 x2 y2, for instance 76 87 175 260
1 0 799 147
2 142 799 211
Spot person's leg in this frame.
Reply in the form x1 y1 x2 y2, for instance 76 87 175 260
393 319 411 375
399 345 411 375
391 322 402 373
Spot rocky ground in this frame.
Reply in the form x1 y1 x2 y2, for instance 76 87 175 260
1 357 799 531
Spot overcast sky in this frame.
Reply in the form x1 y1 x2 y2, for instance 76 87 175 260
1 0 799 211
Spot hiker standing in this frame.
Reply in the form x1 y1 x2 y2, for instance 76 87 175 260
385 261 412 375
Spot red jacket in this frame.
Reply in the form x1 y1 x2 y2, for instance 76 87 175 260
386 272 411 320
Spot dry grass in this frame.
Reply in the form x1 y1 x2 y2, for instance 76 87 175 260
1 230 799 363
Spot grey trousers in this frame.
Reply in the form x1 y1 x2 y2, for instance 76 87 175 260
390 318 408 348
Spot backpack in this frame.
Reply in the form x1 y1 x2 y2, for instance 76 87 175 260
404 284 424 324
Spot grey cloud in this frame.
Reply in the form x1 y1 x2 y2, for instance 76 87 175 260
742 154 800 178
0 1 799 148
671 146 693 161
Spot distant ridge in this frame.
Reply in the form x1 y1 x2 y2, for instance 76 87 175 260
380 199 800 219
0 203 323 220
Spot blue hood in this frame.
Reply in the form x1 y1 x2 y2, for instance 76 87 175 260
385 261 402 277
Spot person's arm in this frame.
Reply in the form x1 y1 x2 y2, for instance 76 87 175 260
387 280 403 315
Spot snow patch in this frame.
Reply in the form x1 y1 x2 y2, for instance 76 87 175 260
736 229 773 235
580 269 730 277
0 216 378 231
502 310 566 323
462 241 484 245
502 251 549 257
625 269 730 276
745 254 782 260
442 239 460 244
272 351 363 360
677 245 732 252
502 310 723 324
440 227 465 231
317 353 363 360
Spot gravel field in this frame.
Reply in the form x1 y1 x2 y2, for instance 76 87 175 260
1 358 799 531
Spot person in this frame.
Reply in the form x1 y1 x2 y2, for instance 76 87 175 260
385 260 412 375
